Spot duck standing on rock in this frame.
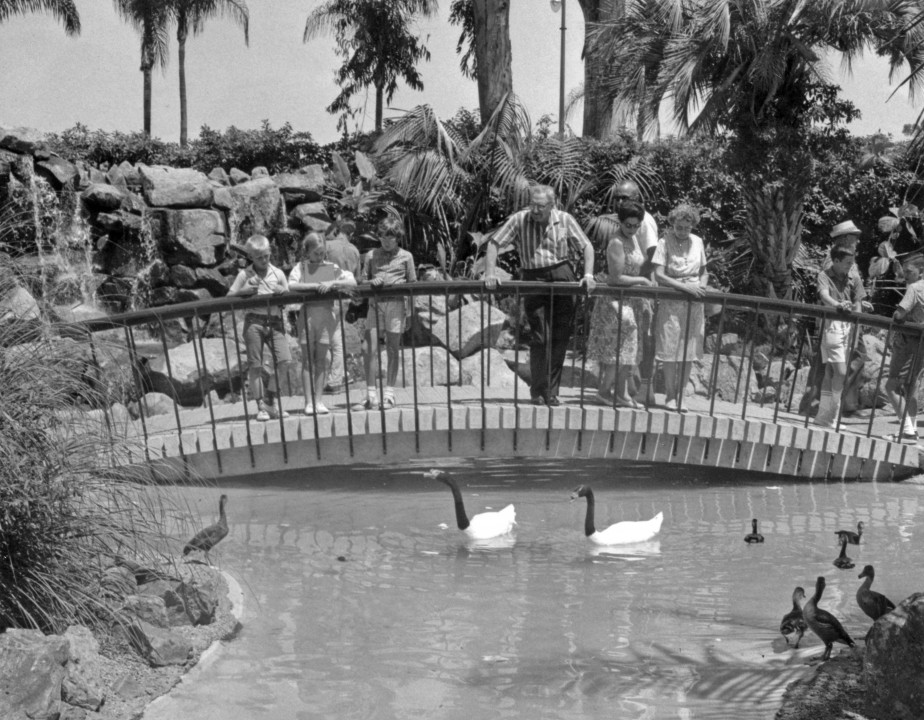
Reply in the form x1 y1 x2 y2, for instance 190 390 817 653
744 518 764 543
780 586 807 648
856 565 895 623
833 536 855 570
835 521 864 545
570 485 663 545
426 469 516 540
183 494 229 565
803 576 855 661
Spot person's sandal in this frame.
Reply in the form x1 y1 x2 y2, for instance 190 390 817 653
354 396 378 410
381 392 396 409
256 409 270 422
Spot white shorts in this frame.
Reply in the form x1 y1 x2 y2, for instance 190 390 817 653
367 298 407 335
821 320 851 364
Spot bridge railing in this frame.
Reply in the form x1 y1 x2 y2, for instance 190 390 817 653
72 281 924 465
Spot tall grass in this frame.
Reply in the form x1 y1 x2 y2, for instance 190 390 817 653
0 254 192 633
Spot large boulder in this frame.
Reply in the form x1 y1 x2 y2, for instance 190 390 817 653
124 619 191 667
0 629 68 720
62 626 105 712
0 125 48 154
430 300 507 359
863 592 924 719
290 202 331 231
146 337 246 405
227 177 287 246
148 208 228 266
35 154 79 190
139 165 214 208
460 349 531 394
81 182 124 212
274 167 324 204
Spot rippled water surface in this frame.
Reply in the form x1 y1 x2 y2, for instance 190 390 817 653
145 460 924 720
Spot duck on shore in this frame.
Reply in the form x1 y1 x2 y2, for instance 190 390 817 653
570 485 663 545
183 494 229 564
856 565 895 623
803 576 855 661
780 586 807 648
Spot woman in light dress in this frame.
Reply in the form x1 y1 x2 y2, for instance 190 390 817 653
652 203 708 411
587 201 656 407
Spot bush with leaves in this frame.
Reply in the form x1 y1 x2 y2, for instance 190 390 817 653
0 260 191 632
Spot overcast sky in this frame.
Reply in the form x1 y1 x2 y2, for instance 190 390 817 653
0 3 919 145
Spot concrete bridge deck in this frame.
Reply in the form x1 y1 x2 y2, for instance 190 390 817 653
132 385 921 482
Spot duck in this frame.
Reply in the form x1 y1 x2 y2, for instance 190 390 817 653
780 586 808 648
744 518 765 543
803 575 855 661
856 565 895 622
183 494 229 563
570 485 663 545
833 536 855 570
426 469 516 540
835 521 864 546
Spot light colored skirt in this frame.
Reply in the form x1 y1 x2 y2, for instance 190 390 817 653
655 297 704 363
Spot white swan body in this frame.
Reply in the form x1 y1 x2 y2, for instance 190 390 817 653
571 485 663 545
426 469 516 540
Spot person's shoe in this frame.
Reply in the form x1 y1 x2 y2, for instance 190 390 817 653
315 402 330 415
381 392 396 409
665 398 679 411
530 396 546 406
354 396 378 410
262 403 289 420
546 396 561 407
885 431 918 443
255 409 271 422
304 403 315 416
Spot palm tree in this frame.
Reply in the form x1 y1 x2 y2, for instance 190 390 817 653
170 0 249 147
0 0 79 35
303 0 438 132
114 0 171 138
589 0 924 299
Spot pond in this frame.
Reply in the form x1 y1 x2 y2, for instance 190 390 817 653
144 459 924 720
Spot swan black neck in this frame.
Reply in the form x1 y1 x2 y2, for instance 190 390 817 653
580 488 596 537
837 537 848 558
751 519 758 534
813 577 826 603
440 477 470 531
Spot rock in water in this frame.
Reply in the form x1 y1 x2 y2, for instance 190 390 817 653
863 591 924 719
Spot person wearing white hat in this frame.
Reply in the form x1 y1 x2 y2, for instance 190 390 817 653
830 220 862 239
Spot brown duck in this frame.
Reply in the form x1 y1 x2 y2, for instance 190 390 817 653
183 494 229 563
780 586 807 648
856 565 895 622
803 575 855 661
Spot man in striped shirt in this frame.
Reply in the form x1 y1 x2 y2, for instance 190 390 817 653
484 185 597 406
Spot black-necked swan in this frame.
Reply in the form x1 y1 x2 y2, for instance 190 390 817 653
570 485 663 545
744 518 765 543
856 565 895 621
780 586 807 648
426 469 516 540
803 576 855 661
835 521 864 545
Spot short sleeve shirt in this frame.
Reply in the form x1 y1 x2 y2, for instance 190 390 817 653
289 261 354 323
899 280 924 324
817 266 866 306
362 247 416 285
652 233 707 281
636 211 659 256
491 207 591 270
229 264 288 317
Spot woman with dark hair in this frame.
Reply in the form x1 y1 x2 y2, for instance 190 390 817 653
652 203 708 411
587 201 656 407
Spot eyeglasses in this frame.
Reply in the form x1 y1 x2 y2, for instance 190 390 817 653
622 221 642 231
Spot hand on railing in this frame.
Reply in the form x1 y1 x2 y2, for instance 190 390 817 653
580 274 597 293
484 274 500 291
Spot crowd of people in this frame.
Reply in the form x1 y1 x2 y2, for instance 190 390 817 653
225 182 924 444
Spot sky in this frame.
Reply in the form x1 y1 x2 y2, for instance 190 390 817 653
0 2 920 145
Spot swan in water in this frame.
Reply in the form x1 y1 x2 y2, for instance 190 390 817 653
426 469 516 540
570 485 663 545
833 536 855 570
803 576 855 661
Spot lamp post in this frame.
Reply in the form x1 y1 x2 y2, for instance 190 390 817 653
550 0 566 136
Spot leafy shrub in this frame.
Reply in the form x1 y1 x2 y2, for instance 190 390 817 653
0 259 189 632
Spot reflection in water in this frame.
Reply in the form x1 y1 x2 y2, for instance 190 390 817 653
144 460 924 720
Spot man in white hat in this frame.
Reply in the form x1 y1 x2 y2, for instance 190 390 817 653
826 220 863 281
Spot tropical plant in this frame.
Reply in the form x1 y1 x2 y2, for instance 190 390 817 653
303 0 438 133
589 0 924 299
0 0 79 34
169 0 249 147
114 0 172 138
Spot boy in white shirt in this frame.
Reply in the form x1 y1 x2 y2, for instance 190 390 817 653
885 252 924 441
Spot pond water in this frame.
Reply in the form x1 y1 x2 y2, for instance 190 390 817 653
145 459 924 720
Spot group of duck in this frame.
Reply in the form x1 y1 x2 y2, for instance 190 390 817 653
748 518 896 661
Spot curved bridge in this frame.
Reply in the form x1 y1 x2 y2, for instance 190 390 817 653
76 282 923 482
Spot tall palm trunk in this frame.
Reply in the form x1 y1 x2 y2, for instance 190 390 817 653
178 21 189 146
375 82 384 132
578 0 623 139
472 0 512 126
141 52 154 138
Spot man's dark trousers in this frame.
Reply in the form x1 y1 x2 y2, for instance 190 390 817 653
521 261 576 402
